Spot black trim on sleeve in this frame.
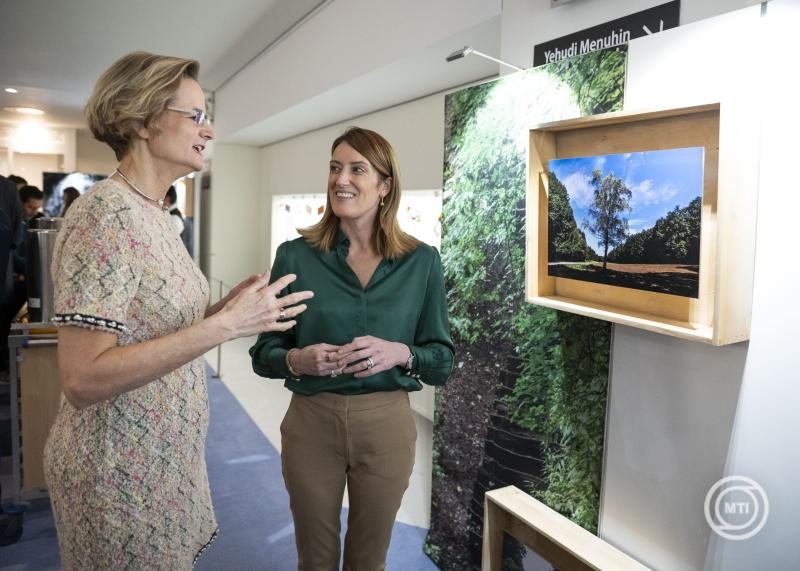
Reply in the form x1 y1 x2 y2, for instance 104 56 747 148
52 313 128 333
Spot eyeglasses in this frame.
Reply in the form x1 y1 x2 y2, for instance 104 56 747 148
166 106 211 126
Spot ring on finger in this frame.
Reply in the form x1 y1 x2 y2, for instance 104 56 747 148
278 308 286 320
365 357 375 369
330 369 338 378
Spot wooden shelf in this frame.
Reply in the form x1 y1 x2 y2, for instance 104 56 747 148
526 103 755 345
483 486 651 570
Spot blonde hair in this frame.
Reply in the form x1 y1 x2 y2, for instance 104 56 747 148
85 51 199 160
299 127 420 259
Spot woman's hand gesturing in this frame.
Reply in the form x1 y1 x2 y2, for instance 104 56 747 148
334 336 411 378
216 272 313 341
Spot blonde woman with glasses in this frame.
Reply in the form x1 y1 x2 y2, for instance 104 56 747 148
44 51 313 569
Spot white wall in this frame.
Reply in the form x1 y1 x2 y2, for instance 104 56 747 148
708 2 800 568
75 129 117 175
0 123 77 177
3 152 60 188
206 143 262 290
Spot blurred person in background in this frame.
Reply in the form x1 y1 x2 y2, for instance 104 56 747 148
7 175 26 190
59 186 80 217
5 185 45 323
0 175 24 379
164 184 185 235
18 185 43 221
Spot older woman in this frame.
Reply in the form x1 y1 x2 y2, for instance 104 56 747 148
250 127 454 570
44 51 313 569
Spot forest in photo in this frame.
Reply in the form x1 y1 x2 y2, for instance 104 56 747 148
547 147 705 298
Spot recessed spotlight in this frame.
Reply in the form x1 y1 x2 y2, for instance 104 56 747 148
4 106 44 115
4 88 19 94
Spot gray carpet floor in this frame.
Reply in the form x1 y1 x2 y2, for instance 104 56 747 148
0 369 437 570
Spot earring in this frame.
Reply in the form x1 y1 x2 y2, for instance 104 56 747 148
380 196 385 207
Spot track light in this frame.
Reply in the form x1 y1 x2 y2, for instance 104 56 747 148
445 46 524 72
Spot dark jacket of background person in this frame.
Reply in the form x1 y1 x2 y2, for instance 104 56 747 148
0 175 23 304
1 175 25 375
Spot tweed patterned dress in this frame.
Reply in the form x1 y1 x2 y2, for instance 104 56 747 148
43 178 217 569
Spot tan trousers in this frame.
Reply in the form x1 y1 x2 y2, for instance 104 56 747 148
280 390 417 571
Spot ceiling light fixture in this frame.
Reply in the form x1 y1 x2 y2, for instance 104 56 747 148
445 46 524 72
4 106 44 115
5 88 19 94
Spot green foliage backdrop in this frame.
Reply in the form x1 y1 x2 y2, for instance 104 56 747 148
425 47 626 569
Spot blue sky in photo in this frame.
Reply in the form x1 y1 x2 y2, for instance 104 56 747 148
549 146 705 253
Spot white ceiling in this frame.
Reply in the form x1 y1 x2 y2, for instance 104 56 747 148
0 0 501 146
223 16 502 145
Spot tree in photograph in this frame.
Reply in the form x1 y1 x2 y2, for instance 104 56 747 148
548 172 588 262
608 197 701 265
659 196 701 264
581 169 632 270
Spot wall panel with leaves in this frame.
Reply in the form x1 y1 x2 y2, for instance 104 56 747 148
424 47 626 570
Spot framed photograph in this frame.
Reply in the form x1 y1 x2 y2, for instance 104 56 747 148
547 147 704 298
526 103 756 345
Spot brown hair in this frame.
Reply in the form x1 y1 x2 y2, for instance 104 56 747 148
85 51 199 160
299 127 420 259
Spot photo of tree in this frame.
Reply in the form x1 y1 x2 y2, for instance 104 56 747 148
547 147 704 297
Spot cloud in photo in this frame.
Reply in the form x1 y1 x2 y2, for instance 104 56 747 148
593 156 606 171
629 179 679 206
562 171 594 207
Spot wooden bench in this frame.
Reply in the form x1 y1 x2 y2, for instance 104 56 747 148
483 486 651 571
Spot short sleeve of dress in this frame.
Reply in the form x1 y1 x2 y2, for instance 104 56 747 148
52 189 143 334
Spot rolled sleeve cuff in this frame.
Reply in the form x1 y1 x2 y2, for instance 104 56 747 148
408 344 454 386
266 347 291 379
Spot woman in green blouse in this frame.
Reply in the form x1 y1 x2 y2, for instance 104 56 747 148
250 127 453 570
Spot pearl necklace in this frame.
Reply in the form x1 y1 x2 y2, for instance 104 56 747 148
113 168 167 210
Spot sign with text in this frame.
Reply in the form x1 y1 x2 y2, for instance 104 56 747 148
533 0 680 67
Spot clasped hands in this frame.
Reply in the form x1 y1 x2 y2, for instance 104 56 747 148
288 336 411 379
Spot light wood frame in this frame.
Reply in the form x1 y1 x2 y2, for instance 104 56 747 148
483 486 650 571
526 103 754 345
